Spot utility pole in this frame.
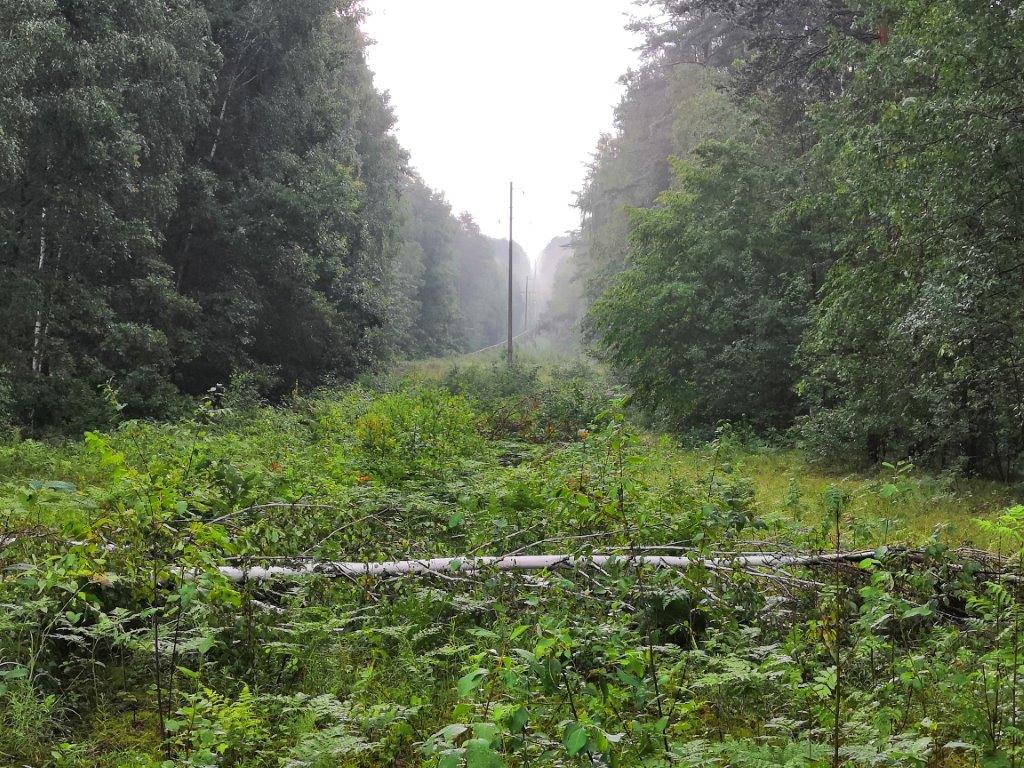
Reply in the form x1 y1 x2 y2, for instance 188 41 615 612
507 181 514 365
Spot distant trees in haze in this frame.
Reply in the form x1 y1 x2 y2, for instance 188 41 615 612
531 235 582 347
395 175 531 357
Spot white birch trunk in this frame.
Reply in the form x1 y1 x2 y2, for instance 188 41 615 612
31 207 47 375
218 550 876 582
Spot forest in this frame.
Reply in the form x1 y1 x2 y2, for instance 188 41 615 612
0 0 529 434
2 0 1024 766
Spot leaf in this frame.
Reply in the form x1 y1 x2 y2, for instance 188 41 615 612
943 741 977 752
457 668 488 697
901 604 933 619
29 480 77 493
465 739 506 768
509 706 529 733
472 722 500 743
435 723 468 742
564 722 588 756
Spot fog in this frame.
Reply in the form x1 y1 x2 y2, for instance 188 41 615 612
362 0 648 260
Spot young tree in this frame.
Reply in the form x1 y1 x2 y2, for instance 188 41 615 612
589 140 816 431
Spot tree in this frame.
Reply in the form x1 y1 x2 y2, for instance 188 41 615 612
167 0 404 396
0 0 409 432
575 53 742 307
801 0 1024 477
533 235 583 347
0 0 216 430
391 174 461 358
640 0 876 130
589 140 815 431
452 214 529 353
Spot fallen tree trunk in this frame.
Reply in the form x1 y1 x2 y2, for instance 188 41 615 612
218 550 878 582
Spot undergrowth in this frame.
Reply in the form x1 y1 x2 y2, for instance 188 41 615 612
1 359 1022 766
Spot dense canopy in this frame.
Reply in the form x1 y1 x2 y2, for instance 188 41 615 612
0 0 524 434
578 0 1024 478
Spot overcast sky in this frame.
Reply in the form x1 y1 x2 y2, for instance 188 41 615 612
362 1 647 261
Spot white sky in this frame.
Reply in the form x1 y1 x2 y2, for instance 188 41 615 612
361 0 647 261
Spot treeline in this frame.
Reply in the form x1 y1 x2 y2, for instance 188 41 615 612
0 0 520 434
392 175 530 357
578 0 1024 478
530 235 582 347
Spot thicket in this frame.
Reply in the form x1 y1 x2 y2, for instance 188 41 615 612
2 365 1024 766
578 0 1024 478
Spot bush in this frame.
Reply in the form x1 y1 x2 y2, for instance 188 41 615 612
353 386 483 482
443 357 610 441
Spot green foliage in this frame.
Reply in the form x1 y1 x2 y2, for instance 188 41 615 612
1 367 1020 766
577 0 1024 478
589 139 814 432
353 387 483 482
166 1 404 399
799 0 1024 478
0 0 216 431
442 358 609 441
391 176 463 358
451 217 530 353
576 64 742 305
389 177 530 358
0 0 527 433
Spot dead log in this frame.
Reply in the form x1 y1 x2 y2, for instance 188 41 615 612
218 550 878 582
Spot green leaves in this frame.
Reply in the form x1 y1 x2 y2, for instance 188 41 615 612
5 359 1024 767
457 668 489 698
0 664 28 695
563 722 589 757
0 0 414 432
800 0 1024 475
879 483 899 499
465 739 507 768
589 139 811 433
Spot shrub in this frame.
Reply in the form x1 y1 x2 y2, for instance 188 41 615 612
443 357 610 441
353 387 483 482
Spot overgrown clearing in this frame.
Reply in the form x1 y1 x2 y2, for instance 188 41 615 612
1 359 1022 767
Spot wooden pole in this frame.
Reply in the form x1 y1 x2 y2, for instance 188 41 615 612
507 182 514 364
